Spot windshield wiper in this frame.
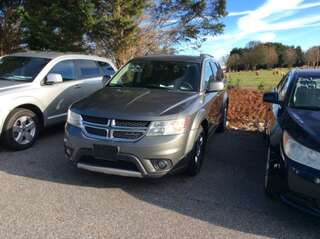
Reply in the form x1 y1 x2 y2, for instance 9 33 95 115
0 76 11 81
142 85 172 90
294 106 320 111
107 84 124 88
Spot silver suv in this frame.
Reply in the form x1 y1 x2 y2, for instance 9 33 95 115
65 55 228 178
0 52 116 150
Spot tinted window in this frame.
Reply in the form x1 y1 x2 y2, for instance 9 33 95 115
109 60 200 92
97 61 115 76
292 77 320 110
0 56 49 82
49 60 77 81
203 61 213 89
76 60 101 79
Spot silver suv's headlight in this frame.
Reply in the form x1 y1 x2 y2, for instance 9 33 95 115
67 109 82 127
147 118 189 136
283 131 320 170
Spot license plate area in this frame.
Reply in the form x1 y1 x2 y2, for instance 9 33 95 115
93 145 118 160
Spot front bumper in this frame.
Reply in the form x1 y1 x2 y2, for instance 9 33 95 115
280 151 320 217
64 123 195 178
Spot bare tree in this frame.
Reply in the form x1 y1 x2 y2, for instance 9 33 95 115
227 53 240 71
305 46 320 67
265 45 278 68
283 48 297 67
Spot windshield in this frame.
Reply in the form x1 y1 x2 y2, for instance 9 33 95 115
292 76 320 110
108 60 200 92
0 56 50 82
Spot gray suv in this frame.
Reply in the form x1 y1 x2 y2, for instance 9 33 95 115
64 55 228 178
0 52 116 150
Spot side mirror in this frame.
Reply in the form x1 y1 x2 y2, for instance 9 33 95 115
263 92 280 104
207 81 224 92
46 73 63 85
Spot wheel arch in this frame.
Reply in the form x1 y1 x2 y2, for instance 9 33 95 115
14 104 44 127
3 104 45 130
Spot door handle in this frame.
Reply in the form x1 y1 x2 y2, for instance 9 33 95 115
73 84 81 89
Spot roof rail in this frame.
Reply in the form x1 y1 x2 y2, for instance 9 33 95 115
200 53 214 58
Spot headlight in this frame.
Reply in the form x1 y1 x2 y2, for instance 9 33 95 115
67 109 82 127
147 118 189 136
283 131 320 170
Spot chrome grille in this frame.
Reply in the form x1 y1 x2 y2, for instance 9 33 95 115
114 120 150 128
81 115 149 141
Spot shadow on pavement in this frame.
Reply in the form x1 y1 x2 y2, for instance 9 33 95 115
0 126 319 238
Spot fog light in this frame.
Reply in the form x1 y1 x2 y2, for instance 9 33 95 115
64 146 73 158
151 159 172 171
158 160 168 170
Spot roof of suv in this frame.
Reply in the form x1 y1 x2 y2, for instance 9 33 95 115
293 68 320 76
9 51 107 61
133 54 213 64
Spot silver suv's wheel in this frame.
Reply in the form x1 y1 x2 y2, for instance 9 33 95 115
217 106 227 133
2 108 40 150
186 127 207 176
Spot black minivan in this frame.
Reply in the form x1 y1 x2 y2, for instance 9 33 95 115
263 69 320 217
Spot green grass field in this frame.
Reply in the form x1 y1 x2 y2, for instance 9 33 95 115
226 68 289 91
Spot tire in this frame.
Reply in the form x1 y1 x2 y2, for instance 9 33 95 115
216 105 227 133
186 127 207 177
2 108 40 150
264 145 280 199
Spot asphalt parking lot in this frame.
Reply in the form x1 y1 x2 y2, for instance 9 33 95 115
0 126 319 239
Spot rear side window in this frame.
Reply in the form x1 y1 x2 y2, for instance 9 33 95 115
76 60 101 79
49 60 77 81
97 61 115 77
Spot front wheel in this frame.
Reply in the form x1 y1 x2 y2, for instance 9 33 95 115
2 108 40 150
216 106 227 133
186 127 207 176
264 145 280 198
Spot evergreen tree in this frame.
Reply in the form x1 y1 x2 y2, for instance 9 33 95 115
0 0 23 55
21 0 95 52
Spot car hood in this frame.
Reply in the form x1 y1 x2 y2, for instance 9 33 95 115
286 107 320 151
0 80 30 93
72 87 199 120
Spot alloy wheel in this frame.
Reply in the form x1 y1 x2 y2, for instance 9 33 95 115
12 116 36 145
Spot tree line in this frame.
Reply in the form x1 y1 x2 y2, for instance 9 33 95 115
226 41 320 71
0 0 227 67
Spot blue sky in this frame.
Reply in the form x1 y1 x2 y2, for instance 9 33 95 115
180 0 320 61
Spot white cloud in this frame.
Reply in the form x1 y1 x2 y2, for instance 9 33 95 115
235 0 320 35
256 32 276 42
228 10 252 17
180 0 320 62
229 0 320 17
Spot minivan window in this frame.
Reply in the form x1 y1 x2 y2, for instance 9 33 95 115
108 60 200 92
0 56 49 82
76 60 101 79
97 61 115 77
49 60 77 81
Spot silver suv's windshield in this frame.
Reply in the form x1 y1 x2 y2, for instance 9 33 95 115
292 76 320 110
0 56 49 82
108 60 200 92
